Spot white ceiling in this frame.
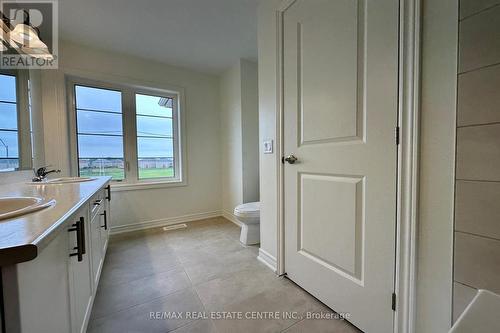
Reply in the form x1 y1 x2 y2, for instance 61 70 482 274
59 0 258 74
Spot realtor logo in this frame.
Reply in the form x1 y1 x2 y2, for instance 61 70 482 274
0 0 58 69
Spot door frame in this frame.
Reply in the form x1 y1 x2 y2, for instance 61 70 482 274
274 1 422 332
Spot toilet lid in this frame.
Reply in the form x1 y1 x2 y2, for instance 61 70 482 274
234 202 260 218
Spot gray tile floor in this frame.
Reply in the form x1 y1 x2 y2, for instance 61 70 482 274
88 217 362 333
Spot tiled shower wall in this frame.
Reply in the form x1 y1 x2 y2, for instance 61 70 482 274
453 0 500 322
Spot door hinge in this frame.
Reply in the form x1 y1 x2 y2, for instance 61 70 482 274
395 126 400 146
392 292 397 311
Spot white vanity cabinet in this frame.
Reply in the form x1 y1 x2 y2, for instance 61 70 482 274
1 180 111 333
89 187 110 289
67 206 93 333
70 184 111 333
100 186 111 255
2 220 74 333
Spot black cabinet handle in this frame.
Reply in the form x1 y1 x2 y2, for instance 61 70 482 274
100 210 108 230
106 185 111 201
80 217 86 255
68 221 81 262
68 217 85 261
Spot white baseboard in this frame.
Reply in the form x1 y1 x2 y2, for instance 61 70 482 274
222 209 243 227
110 211 222 235
257 248 277 273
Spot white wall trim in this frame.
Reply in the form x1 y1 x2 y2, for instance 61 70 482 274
222 209 243 227
110 211 222 235
275 1 287 277
257 248 277 273
394 1 421 332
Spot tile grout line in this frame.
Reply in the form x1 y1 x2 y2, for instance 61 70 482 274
457 121 500 129
456 179 500 184
454 280 478 291
90 239 191 323
88 285 195 327
90 219 269 332
279 317 306 332
458 60 500 76
455 230 500 242
153 235 201 333
98 261 184 290
178 239 222 333
459 3 500 22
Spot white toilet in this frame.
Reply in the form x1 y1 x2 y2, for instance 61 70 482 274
234 202 260 245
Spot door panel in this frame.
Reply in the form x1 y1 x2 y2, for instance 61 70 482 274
283 0 399 332
298 0 364 144
299 173 364 280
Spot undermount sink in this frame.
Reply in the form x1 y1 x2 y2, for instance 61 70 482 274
0 197 55 221
30 177 96 185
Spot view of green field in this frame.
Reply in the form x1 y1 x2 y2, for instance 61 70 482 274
80 167 174 180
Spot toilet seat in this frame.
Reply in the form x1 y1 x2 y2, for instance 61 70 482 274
234 202 260 218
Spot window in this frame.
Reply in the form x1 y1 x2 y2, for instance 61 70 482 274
69 78 183 186
0 73 19 171
136 93 176 179
75 85 125 180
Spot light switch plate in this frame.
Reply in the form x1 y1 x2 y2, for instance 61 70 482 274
263 139 274 154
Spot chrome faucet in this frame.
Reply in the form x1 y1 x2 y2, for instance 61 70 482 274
32 166 61 182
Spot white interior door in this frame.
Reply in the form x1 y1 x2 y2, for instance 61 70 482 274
282 1 399 332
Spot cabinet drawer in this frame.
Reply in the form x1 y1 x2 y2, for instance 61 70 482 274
90 191 104 220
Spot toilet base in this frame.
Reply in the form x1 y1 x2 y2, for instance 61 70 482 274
240 223 260 245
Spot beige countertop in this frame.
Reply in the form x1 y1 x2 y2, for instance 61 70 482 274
0 176 111 266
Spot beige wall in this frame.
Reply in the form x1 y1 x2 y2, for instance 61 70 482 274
220 59 259 220
221 62 243 216
40 41 222 229
453 0 500 322
240 61 260 204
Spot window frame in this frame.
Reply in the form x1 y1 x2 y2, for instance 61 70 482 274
0 69 32 171
67 75 186 190
133 88 180 183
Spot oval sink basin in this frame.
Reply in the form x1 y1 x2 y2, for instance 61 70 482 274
0 197 55 221
44 177 95 184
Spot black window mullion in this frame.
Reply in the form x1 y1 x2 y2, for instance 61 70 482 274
76 107 122 115
136 113 173 120
136 135 173 138
77 133 124 138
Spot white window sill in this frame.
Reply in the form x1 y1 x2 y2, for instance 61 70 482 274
110 179 187 192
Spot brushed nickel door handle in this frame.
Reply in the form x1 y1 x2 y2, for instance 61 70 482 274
284 154 298 164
